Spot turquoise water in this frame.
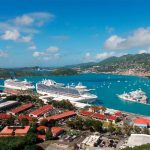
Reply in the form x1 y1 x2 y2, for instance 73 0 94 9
1 74 150 116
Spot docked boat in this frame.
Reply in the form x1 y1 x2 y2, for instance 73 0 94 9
36 79 97 102
117 89 148 104
4 79 35 94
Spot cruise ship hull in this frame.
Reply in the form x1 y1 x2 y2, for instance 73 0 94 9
36 89 97 102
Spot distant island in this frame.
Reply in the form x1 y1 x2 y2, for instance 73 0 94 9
0 68 78 79
72 53 150 77
1 53 150 79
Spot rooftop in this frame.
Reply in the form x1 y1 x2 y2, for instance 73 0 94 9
9 103 33 114
0 114 11 119
134 118 150 125
30 104 53 117
0 126 30 136
46 111 76 121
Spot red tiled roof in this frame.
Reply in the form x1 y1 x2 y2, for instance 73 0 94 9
30 105 53 117
93 113 105 120
37 126 48 131
46 111 76 121
10 103 33 114
0 114 11 119
80 111 94 116
115 111 122 117
18 115 33 121
0 126 30 136
51 127 64 136
134 118 150 125
37 134 46 140
107 115 117 121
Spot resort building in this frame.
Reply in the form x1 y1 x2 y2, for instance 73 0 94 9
8 103 33 115
133 118 150 128
29 104 53 118
18 115 33 122
46 111 76 121
0 114 11 119
0 126 30 137
51 127 64 137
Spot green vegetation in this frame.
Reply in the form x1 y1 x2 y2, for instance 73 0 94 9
124 144 150 150
49 100 75 110
0 67 77 79
80 53 150 73
51 68 78 76
0 132 42 150
67 117 103 132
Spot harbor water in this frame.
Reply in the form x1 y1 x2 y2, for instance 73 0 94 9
1 73 150 116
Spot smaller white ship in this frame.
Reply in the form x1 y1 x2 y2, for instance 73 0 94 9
117 89 148 104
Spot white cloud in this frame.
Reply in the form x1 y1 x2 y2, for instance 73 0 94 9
0 12 55 42
138 47 150 54
33 51 46 57
0 50 8 57
104 27 150 50
28 45 37 50
105 26 115 33
1 29 20 41
14 12 54 27
96 52 115 60
15 15 34 25
46 46 59 53
33 46 60 61
20 35 32 43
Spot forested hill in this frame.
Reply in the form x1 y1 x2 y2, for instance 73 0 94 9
79 53 150 73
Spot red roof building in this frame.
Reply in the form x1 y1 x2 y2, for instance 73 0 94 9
18 115 33 121
29 105 53 117
93 113 106 120
46 111 76 121
107 115 117 121
37 134 46 141
0 114 11 119
8 103 33 115
80 111 94 116
134 118 150 128
37 126 48 131
114 111 122 117
0 126 30 137
51 127 64 137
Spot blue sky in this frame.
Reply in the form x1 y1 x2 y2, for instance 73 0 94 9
0 0 150 67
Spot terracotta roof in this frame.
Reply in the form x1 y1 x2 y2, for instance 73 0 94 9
0 114 11 119
93 113 105 120
47 111 76 121
37 134 46 140
18 115 33 121
107 115 117 121
51 127 64 136
30 105 53 117
46 111 76 121
37 126 48 131
134 118 150 125
80 111 94 116
9 103 33 114
115 111 122 117
0 126 30 136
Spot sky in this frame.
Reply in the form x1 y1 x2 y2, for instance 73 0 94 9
0 0 150 67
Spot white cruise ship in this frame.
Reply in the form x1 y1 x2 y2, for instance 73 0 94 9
4 79 35 94
36 79 97 102
117 89 148 104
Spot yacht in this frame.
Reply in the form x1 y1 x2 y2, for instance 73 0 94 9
117 89 148 104
36 79 97 102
